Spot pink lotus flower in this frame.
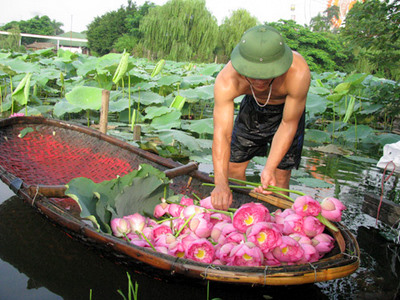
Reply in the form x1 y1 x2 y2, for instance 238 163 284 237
180 232 198 249
168 237 187 258
302 216 325 238
312 233 335 256
209 212 231 225
320 197 346 222
168 233 197 258
212 259 223 265
189 213 213 238
9 112 25 118
142 226 153 241
227 242 264 267
111 217 130 237
154 233 176 248
172 217 189 235
274 208 295 227
282 214 304 235
182 205 205 219
124 213 147 233
264 251 281 266
210 221 230 243
215 223 238 245
154 202 169 218
272 236 304 263
289 233 312 245
199 196 214 209
152 224 173 240
155 246 169 254
247 222 282 252
292 195 321 217
225 230 245 244
232 202 270 233
215 242 237 264
126 233 151 247
298 243 319 263
180 196 194 206
185 238 215 263
168 203 184 217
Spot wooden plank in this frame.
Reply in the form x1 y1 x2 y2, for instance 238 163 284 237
362 194 400 227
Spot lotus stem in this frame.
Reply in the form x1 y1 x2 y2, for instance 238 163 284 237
139 231 156 251
175 213 194 237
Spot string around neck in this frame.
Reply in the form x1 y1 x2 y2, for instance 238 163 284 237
248 78 274 107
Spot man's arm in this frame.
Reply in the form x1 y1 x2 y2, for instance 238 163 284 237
255 55 311 193
211 69 237 210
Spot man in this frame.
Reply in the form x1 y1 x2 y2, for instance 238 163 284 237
211 25 311 210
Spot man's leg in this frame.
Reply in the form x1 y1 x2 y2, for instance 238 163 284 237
228 161 250 181
275 168 292 195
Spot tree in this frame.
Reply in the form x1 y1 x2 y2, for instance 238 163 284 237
113 1 155 53
86 7 129 55
86 1 154 56
309 6 340 33
1 16 64 44
139 0 218 62
341 0 400 80
0 26 22 51
269 20 349 73
216 9 259 64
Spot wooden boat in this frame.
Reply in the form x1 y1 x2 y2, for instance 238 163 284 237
0 116 360 286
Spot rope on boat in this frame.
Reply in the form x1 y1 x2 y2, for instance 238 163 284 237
263 265 269 285
341 252 360 262
32 185 39 206
376 161 396 226
308 262 318 282
203 264 221 279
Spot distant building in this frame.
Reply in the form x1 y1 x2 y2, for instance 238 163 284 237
25 42 56 51
52 32 89 54
22 31 88 54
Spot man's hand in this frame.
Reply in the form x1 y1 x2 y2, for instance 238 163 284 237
254 168 276 194
211 184 233 211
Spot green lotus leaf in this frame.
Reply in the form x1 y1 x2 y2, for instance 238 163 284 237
305 129 331 143
65 86 103 110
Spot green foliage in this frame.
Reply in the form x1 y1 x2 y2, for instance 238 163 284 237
87 8 130 56
0 27 24 51
268 20 348 73
361 76 400 122
308 6 340 33
216 9 259 64
86 1 154 56
1 48 399 160
139 0 218 62
65 86 103 111
112 34 138 54
342 0 400 80
1 16 64 44
65 164 171 232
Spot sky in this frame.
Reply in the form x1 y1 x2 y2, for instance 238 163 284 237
1 0 328 33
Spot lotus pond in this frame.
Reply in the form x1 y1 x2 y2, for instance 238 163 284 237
0 49 399 299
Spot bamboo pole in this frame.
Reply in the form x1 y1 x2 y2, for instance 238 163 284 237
99 89 110 134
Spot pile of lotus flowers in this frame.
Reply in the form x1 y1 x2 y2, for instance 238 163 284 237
110 192 346 267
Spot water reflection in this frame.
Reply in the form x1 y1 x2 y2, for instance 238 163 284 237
0 147 399 299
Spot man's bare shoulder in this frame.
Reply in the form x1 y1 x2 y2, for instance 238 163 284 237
288 52 311 81
285 51 311 97
214 62 245 99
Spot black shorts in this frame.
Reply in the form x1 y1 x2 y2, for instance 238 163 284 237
230 95 305 170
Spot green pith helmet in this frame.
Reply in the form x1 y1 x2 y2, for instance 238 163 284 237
230 25 293 79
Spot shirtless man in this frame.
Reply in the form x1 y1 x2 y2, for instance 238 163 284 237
211 25 311 210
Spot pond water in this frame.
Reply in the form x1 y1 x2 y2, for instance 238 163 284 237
0 145 399 300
